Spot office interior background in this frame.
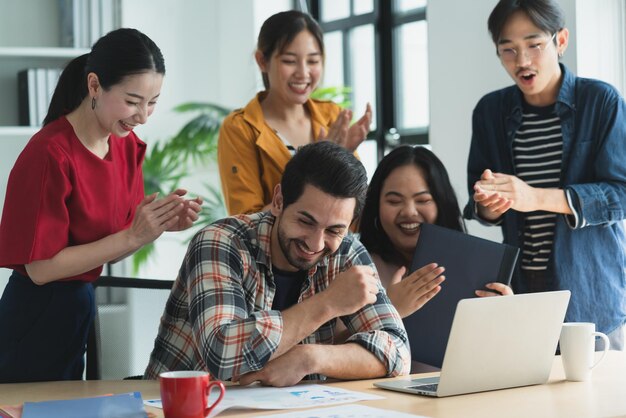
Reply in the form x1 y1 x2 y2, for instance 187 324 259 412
0 0 624 377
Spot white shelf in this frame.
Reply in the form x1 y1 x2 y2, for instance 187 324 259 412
0 47 90 58
0 126 38 136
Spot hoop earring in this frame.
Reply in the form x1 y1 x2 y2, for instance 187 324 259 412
558 51 563 58
91 97 96 110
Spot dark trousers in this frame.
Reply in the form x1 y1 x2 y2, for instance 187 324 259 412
0 270 95 383
518 269 555 293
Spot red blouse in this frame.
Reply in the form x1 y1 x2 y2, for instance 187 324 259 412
0 117 146 282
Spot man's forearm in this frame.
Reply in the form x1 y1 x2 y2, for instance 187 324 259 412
306 343 387 379
536 188 572 214
271 294 337 360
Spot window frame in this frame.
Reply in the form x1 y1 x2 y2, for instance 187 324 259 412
308 0 429 161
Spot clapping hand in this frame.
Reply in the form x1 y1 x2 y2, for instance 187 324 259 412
129 189 202 248
474 169 542 216
319 103 372 152
165 189 203 232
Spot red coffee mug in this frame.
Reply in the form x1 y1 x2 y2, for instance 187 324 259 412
159 371 226 418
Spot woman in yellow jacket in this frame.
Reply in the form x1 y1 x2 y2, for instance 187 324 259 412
218 10 372 215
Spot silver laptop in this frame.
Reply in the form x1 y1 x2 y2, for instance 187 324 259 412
375 290 570 397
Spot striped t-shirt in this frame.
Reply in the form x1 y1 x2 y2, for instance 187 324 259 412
275 130 297 155
513 102 563 271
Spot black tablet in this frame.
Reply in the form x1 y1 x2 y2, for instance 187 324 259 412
403 223 519 368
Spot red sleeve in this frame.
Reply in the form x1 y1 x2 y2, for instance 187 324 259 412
0 143 72 268
124 135 146 229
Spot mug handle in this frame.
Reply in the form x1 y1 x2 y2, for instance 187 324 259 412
204 381 226 416
590 332 610 370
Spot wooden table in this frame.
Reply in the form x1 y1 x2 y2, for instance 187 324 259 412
1 352 625 417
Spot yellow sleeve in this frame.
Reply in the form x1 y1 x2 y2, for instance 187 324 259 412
217 113 266 215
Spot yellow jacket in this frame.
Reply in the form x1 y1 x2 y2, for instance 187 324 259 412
218 92 341 215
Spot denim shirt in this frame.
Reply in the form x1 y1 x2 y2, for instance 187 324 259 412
463 64 626 334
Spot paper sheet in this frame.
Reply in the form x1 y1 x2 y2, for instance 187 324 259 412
256 404 429 418
144 384 384 416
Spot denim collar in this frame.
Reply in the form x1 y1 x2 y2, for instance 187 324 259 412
508 63 576 119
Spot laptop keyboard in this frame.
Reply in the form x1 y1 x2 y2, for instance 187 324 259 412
408 383 439 392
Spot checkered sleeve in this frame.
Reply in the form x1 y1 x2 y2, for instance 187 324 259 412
342 240 411 376
185 227 283 381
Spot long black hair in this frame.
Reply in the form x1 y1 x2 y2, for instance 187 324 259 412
360 146 465 264
44 28 165 126
257 10 324 90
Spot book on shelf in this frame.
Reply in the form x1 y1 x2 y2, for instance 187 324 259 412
35 69 48 127
17 69 37 127
17 68 63 127
59 0 121 48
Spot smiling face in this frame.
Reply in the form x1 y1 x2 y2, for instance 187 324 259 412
270 183 354 272
497 11 568 106
92 70 163 137
378 164 438 263
257 29 323 105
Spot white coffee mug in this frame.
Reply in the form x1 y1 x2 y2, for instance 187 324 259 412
559 322 610 382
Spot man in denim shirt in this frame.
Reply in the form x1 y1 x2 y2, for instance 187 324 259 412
464 0 625 349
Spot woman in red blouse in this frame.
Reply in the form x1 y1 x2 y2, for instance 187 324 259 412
0 28 201 383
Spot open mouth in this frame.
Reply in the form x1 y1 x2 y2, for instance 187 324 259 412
289 82 311 93
295 240 322 256
398 222 421 232
517 70 536 83
120 121 136 131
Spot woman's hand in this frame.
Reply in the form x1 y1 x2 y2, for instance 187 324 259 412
386 263 445 318
127 192 184 248
165 189 203 232
319 103 372 152
475 282 514 297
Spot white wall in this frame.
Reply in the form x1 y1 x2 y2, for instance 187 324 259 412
427 0 577 241
575 0 626 95
119 0 289 281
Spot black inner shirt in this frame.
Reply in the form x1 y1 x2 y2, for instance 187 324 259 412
271 266 307 311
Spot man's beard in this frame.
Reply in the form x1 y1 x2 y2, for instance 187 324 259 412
276 218 331 271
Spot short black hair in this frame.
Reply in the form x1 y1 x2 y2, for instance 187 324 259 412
281 141 367 220
359 146 465 265
488 0 564 45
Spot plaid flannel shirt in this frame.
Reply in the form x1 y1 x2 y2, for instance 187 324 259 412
144 212 410 381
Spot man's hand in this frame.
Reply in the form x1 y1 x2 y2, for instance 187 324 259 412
386 264 445 318
323 266 380 317
476 171 540 213
238 345 312 387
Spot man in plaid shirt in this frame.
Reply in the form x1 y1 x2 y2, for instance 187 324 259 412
145 141 410 386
